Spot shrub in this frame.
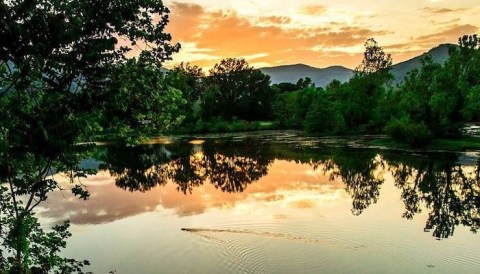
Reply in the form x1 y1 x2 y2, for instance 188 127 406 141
385 118 432 146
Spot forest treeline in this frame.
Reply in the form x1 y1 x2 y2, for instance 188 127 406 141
165 35 480 146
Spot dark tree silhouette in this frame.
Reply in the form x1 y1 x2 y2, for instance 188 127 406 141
388 154 480 239
100 145 170 192
99 142 272 195
355 38 393 75
205 58 273 121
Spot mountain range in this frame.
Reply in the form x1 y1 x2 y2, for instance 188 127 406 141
260 44 454 87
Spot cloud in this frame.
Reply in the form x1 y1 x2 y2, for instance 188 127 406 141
167 2 205 42
164 1 479 69
385 24 478 50
383 24 478 65
300 5 328 16
257 16 292 25
423 7 467 14
430 18 461 25
166 3 388 69
39 161 345 224
416 24 478 45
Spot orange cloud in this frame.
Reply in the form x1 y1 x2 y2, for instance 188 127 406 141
167 2 205 42
163 1 479 70
166 3 386 69
423 7 468 14
383 24 478 63
415 24 478 45
38 161 345 224
257 16 292 25
301 5 328 16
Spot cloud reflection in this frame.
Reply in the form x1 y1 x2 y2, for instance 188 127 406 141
39 160 344 224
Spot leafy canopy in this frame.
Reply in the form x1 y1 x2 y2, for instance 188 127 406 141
0 0 181 272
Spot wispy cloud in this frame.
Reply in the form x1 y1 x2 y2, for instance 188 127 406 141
166 2 388 69
300 5 328 16
423 7 467 14
164 1 480 69
416 24 478 45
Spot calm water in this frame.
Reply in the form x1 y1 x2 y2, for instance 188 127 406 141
37 132 480 274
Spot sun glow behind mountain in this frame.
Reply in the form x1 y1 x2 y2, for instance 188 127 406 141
164 0 480 70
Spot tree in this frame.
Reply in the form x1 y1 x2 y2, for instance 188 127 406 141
205 58 274 121
272 82 299 93
273 86 319 129
386 34 480 143
0 0 180 272
355 38 393 75
101 60 186 143
304 89 345 133
339 38 393 131
296 77 314 89
166 62 206 126
386 152 480 239
169 62 206 102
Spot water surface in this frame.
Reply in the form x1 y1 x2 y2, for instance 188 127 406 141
38 132 480 273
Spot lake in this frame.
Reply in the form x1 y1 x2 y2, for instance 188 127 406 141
37 131 480 274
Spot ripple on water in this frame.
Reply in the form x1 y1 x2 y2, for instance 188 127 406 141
432 251 480 271
181 226 351 273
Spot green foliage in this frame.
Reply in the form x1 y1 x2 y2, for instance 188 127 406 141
385 118 432 146
295 39 393 135
204 58 274 121
0 0 181 148
0 0 181 272
272 82 299 93
296 77 314 89
304 90 345 133
168 62 206 102
166 63 206 127
339 73 391 131
273 87 319 128
388 34 480 142
289 34 480 144
0 186 89 274
101 59 186 144
463 86 480 120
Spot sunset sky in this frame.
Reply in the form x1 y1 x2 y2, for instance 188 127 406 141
163 0 480 70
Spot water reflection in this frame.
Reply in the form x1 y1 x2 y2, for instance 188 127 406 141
41 139 480 240
100 142 272 194
386 154 480 238
313 150 384 216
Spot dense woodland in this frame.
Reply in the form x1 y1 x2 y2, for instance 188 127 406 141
165 36 480 146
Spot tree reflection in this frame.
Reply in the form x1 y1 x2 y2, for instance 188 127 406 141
286 146 480 239
309 148 384 215
99 145 171 192
95 142 480 240
387 154 480 239
99 142 272 194
209 154 268 193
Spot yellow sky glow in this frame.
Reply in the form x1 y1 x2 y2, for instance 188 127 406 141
163 0 480 70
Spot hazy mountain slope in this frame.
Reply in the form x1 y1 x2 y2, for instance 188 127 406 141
391 44 453 84
260 44 455 87
260 64 353 88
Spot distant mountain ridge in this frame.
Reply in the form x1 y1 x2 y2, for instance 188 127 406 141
260 44 455 87
260 64 353 88
390 43 453 84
